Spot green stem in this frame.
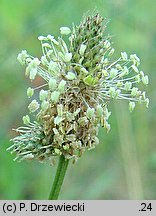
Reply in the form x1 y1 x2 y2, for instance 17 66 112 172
48 155 69 200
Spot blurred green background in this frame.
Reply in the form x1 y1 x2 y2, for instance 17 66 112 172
0 0 155 199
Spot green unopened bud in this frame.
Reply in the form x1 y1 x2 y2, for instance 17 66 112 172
28 100 40 112
27 87 34 98
129 101 135 112
60 27 71 35
22 115 30 125
83 75 97 85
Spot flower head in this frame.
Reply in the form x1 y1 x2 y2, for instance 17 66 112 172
9 13 149 163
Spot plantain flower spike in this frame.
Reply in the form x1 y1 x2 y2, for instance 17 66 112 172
8 13 149 163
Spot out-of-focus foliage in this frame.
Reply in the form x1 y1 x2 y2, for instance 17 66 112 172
0 0 155 199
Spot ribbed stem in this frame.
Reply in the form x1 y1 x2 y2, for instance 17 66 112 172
48 155 69 200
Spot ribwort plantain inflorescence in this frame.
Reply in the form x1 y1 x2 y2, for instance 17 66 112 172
8 13 149 164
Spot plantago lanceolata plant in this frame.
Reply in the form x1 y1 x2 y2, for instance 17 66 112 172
8 13 149 199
